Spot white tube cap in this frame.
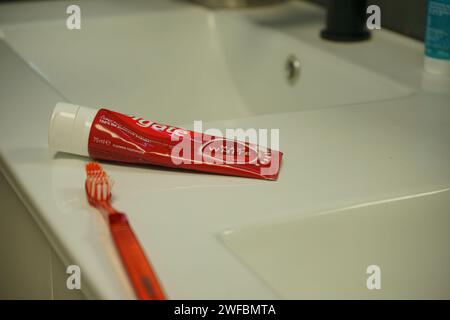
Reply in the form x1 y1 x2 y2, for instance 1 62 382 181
48 102 97 157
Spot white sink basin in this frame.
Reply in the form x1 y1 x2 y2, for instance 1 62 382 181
221 189 450 299
1 8 412 125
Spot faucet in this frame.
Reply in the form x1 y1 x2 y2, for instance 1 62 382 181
321 0 370 41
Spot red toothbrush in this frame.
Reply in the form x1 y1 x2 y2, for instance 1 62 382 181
85 162 166 300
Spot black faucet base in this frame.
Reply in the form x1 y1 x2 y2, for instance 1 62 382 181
320 0 371 42
320 30 371 42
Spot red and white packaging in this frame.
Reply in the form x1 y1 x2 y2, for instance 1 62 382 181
49 103 283 180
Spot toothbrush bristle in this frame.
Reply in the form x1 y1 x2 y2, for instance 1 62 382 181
86 162 104 178
85 162 113 202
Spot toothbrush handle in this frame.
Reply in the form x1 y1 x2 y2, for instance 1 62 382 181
108 213 166 300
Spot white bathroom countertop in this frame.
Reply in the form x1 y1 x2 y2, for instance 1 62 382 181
0 0 449 299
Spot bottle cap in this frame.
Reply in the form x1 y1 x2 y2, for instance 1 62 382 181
48 102 97 157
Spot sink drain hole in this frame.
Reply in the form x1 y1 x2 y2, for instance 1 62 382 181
285 55 301 85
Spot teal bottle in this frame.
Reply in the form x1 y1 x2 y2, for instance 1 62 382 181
424 0 450 75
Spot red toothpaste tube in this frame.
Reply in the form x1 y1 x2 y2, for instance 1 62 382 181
48 103 283 180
